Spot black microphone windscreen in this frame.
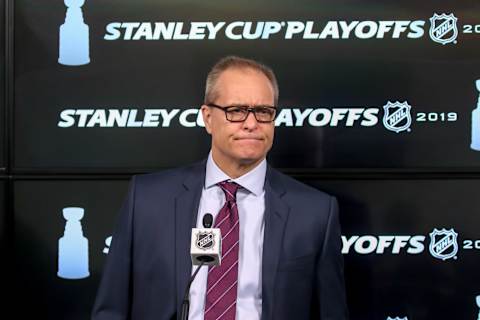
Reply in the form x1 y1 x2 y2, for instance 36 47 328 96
203 213 213 228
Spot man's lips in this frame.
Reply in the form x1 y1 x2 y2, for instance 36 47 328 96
234 137 264 141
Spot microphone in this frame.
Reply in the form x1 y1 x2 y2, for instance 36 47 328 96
180 213 222 320
190 213 222 266
203 213 213 228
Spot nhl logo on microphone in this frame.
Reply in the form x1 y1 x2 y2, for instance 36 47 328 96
195 231 215 250
190 228 222 266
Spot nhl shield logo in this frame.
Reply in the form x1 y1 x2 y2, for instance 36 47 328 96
195 231 215 250
429 13 458 45
382 101 412 133
429 228 458 260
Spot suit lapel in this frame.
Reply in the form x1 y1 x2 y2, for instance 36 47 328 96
174 161 206 318
261 166 290 320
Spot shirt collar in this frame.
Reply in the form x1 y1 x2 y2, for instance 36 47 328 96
205 151 266 196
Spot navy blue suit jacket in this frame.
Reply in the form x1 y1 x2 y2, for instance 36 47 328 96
92 160 348 320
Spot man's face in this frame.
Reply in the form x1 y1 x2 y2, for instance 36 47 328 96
201 67 275 167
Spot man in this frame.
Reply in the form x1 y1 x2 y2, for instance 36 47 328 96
92 56 348 320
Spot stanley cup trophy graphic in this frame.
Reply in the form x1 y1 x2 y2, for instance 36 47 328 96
476 295 480 320
471 79 480 150
58 0 90 65
57 207 90 279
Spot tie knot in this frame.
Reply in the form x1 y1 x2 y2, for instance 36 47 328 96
218 181 240 202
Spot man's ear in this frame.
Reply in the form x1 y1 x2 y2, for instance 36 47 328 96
201 105 213 134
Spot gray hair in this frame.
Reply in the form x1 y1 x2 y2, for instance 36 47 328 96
204 55 279 106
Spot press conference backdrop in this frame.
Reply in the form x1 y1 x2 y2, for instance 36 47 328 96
6 0 480 319
0 0 5 172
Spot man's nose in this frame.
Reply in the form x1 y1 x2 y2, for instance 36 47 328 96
242 110 259 129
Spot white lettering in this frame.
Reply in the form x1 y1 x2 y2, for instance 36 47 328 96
319 21 340 39
408 21 425 39
173 22 189 40
86 109 107 127
160 109 180 127
179 109 198 127
330 108 348 126
376 236 395 253
285 21 305 39
132 23 153 40
361 109 379 126
103 20 430 41
304 21 319 39
143 109 161 127
196 109 205 127
107 109 130 127
104 22 122 40
342 235 427 255
189 22 207 40
126 109 143 127
377 21 395 38
206 22 226 39
345 108 364 126
341 235 359 254
355 235 378 254
261 21 282 39
392 21 410 38
339 21 359 39
76 109 95 127
275 109 294 127
391 236 410 254
308 109 332 126
153 22 175 40
122 22 141 40
355 21 378 39
243 22 264 40
293 108 313 126
225 21 244 40
407 236 426 254
58 109 76 128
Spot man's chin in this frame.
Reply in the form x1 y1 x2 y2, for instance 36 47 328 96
236 154 265 166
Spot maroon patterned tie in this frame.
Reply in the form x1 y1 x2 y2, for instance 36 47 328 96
204 181 240 320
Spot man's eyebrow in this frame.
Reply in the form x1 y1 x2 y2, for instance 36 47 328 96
227 103 275 107
223 102 247 106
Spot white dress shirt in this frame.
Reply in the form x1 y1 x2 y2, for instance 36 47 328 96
188 151 266 320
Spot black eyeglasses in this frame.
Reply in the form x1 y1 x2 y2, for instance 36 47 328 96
206 103 277 123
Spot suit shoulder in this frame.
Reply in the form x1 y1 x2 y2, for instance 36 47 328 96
132 161 204 190
269 168 337 233
271 167 334 203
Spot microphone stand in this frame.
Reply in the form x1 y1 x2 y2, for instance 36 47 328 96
180 261 205 320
